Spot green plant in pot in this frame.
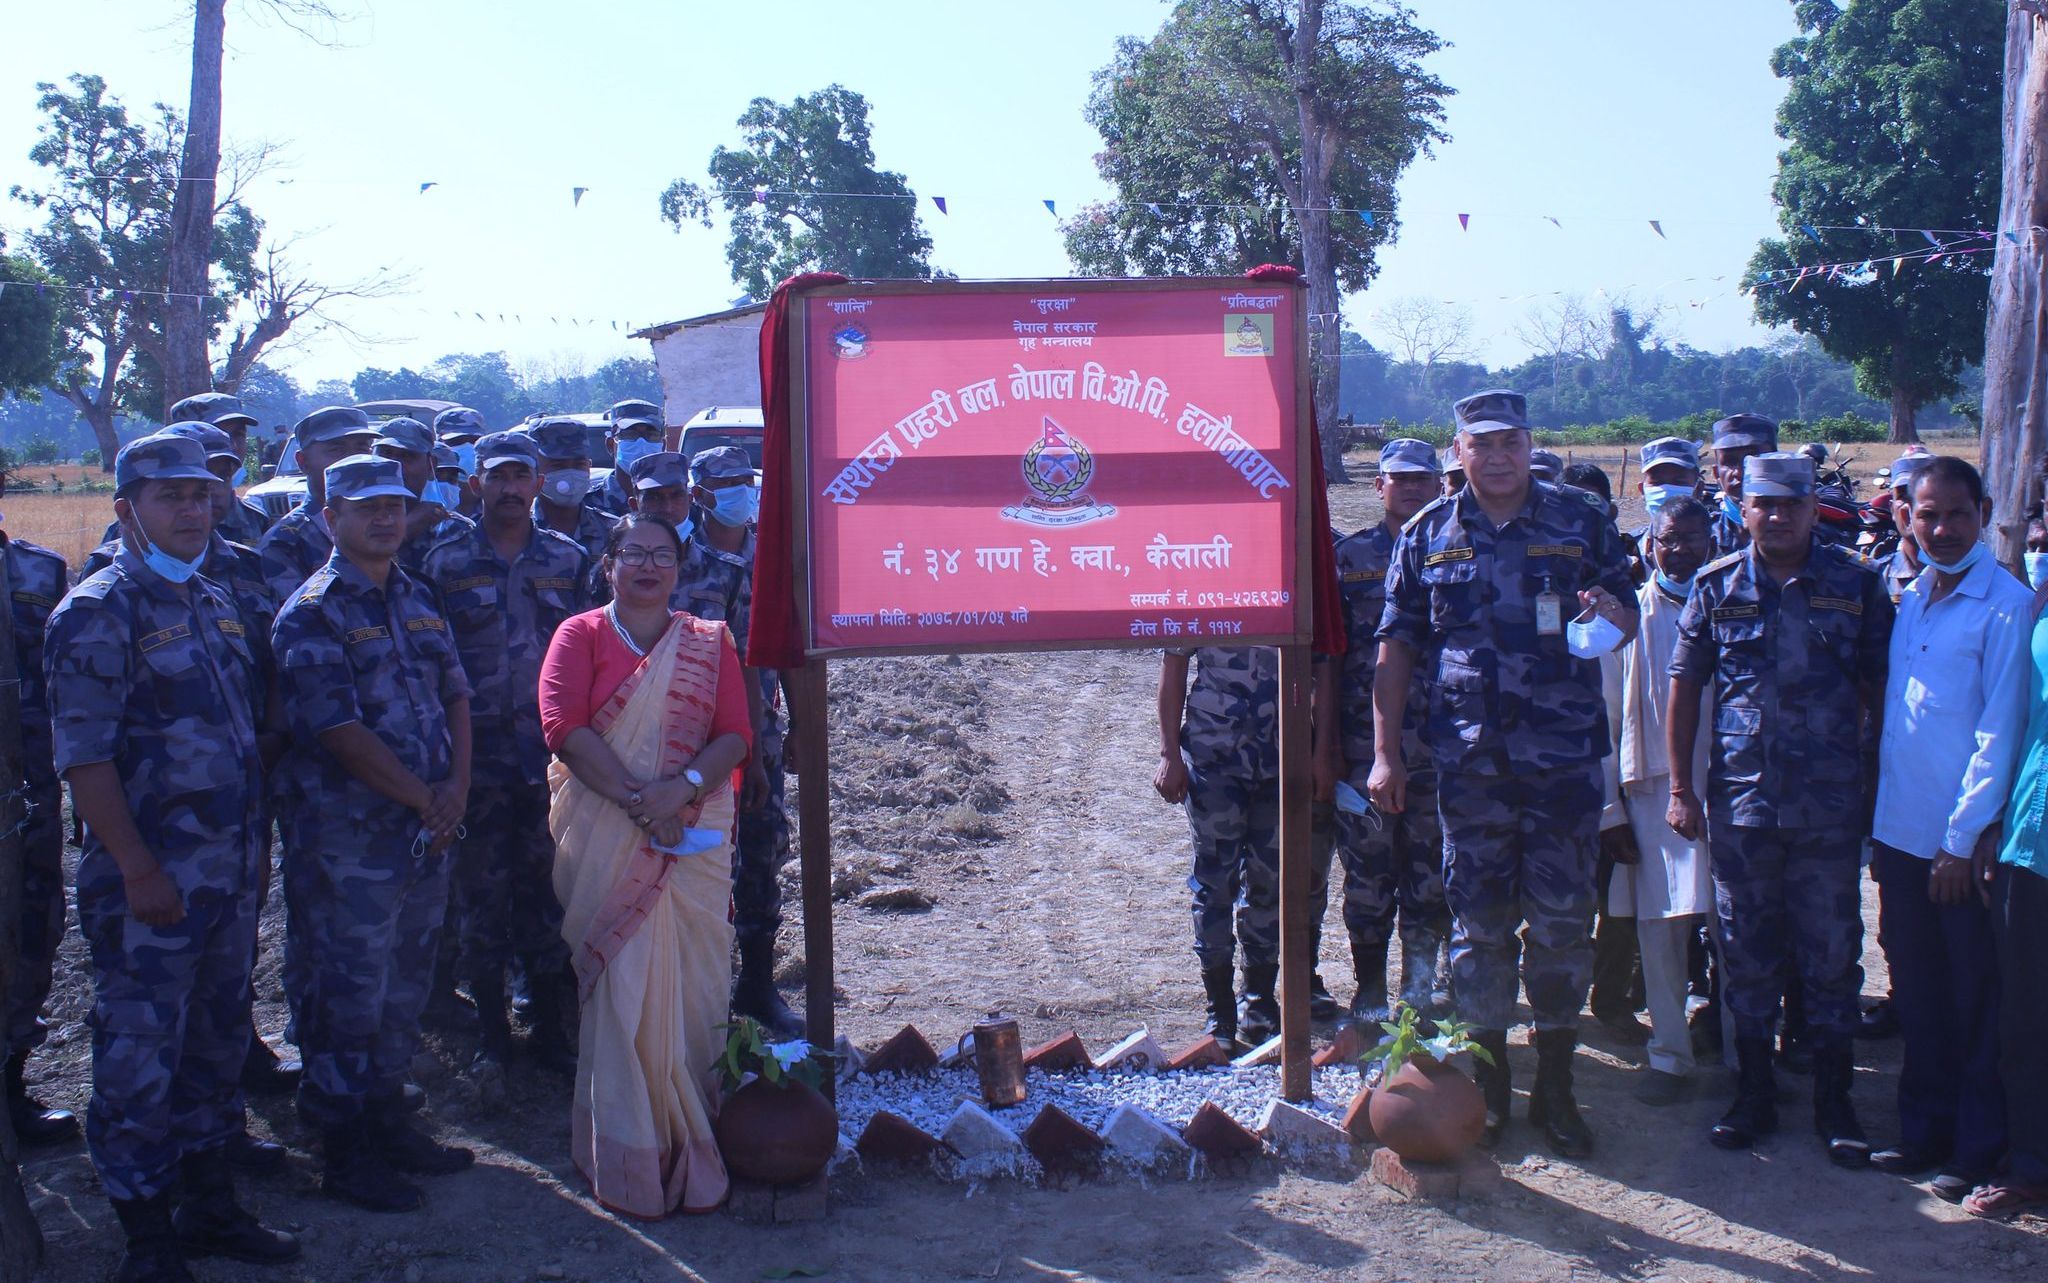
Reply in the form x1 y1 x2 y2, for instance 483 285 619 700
711 1017 840 1185
1360 1004 1496 1164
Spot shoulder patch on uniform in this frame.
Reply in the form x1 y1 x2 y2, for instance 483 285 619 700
1810 596 1863 615
1711 603 1760 621
1699 551 1745 576
140 623 192 652
1424 546 1474 567
405 616 446 633
344 625 390 645
1527 544 1584 559
7 538 67 568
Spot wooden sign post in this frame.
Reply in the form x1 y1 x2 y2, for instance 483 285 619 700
779 278 1316 1101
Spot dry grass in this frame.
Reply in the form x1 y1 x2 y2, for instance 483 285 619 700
4 491 114 568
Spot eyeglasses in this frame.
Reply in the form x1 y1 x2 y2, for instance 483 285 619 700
612 547 679 568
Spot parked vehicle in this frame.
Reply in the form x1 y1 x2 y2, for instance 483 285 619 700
678 406 764 470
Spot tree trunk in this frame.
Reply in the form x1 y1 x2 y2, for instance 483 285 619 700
1888 380 1921 445
1984 3 2048 565
59 387 121 474
162 0 227 412
0 550 46 1279
1292 2 1347 483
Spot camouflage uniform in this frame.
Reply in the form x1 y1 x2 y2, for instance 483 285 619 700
1335 523 1446 974
1378 480 1636 1030
1669 534 1893 1043
46 547 266 1200
584 468 634 519
1708 503 1750 560
422 521 586 978
273 552 471 1128
254 503 334 608
3 535 68 1062
1882 546 1919 607
532 497 616 601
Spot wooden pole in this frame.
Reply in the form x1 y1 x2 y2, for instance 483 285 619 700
790 660 836 1100
0 546 46 1277
1275 642 1314 1103
1983 2 2048 565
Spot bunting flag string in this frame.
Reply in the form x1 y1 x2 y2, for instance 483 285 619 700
932 196 947 214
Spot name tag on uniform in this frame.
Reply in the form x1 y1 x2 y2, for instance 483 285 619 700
445 575 493 593
216 618 246 638
1342 570 1385 584
1712 604 1760 621
139 624 192 652
405 616 447 633
1424 547 1473 567
1528 544 1583 559
11 591 55 610
1810 597 1862 616
532 577 575 592
344 625 391 645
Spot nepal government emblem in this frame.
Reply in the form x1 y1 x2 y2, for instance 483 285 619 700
832 324 869 360
1001 415 1116 528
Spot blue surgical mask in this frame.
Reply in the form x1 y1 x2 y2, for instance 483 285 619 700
454 443 478 475
230 464 248 488
1567 611 1625 659
2027 552 2048 590
136 528 205 585
614 438 660 471
1720 494 1742 526
651 827 725 856
1925 540 1987 577
1654 570 1694 599
709 484 759 528
1644 484 1692 517
421 480 463 510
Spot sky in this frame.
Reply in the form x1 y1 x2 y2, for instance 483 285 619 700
1 0 1808 388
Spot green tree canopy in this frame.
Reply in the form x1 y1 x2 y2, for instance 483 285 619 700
659 86 938 297
1746 0 2003 443
0 235 64 397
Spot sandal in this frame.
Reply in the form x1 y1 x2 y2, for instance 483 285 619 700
1961 1182 2048 1219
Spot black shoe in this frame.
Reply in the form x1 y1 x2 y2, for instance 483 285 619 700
469 965 513 1079
371 1114 475 1177
321 1125 424 1212
1871 1143 1948 1176
1857 999 1900 1040
1470 1029 1511 1148
1527 1028 1593 1158
420 982 478 1033
1813 1041 1870 1169
1307 970 1342 1024
1238 963 1279 1045
732 939 804 1039
172 1147 300 1265
239 1035 301 1096
1688 1004 1723 1059
5 1051 78 1145
1595 1011 1652 1046
111 1193 196 1283
1199 962 1238 1048
222 1129 288 1172
1710 1036 1779 1151
1930 1169 1986 1204
1347 934 1391 1025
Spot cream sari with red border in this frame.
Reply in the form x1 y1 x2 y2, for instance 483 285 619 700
551 612 733 1218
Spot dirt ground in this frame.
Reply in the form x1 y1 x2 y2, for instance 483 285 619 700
15 439 2048 1282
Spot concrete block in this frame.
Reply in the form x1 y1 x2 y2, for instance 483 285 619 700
1231 1034 1284 1067
1258 1099 1350 1157
726 1177 775 1224
1099 1103 1189 1167
1093 1029 1167 1073
939 1101 1024 1165
832 1035 865 1081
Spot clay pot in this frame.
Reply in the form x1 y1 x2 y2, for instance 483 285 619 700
713 1077 840 1185
1366 1053 1484 1164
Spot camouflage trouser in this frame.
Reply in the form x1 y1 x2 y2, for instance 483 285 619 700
1709 823 1864 1042
287 825 450 1128
1181 747 1335 970
1440 762 1601 1030
1337 763 1447 947
733 729 789 952
79 886 257 1201
5 788 66 1058
454 767 568 978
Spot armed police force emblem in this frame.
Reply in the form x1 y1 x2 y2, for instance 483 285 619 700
832 323 870 360
1001 415 1117 528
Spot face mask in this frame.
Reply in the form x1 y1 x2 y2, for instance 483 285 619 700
421 480 463 511
135 526 205 585
614 438 659 471
1653 570 1694 599
1924 540 1987 577
1643 484 1692 517
2028 552 2048 590
230 464 248 488
542 468 592 506
709 484 760 528
1720 494 1742 526
454 444 478 475
1566 611 1625 659
651 827 725 857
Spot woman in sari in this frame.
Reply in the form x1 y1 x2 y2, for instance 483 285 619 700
539 514 752 1218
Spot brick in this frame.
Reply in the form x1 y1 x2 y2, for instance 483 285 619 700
1231 1034 1284 1067
1339 1087 1376 1145
1370 1146 1503 1201
773 1173 829 1222
1181 1101 1264 1157
1257 1099 1350 1158
1093 1030 1167 1073
862 1025 939 1076
1022 1104 1104 1176
855 1110 941 1165
1099 1104 1189 1167
1165 1035 1234 1071
1023 1031 1091 1073
1313 1022 1373 1068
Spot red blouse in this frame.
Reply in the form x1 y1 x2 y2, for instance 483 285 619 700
539 609 753 763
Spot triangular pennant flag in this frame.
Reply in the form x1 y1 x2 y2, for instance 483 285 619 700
1457 213 1470 231
1649 220 1665 238
1545 215 1561 228
572 187 589 206
1920 230 1942 250
1145 201 1162 216
1360 209 1375 226
0 282 7 299
752 188 768 204
498 314 506 322
419 182 437 194
932 196 947 214
1891 257 1905 275
1800 223 1823 243
1928 253 1944 265
120 290 134 303
1794 266 1812 286
474 312 485 322
2006 229 2021 245
1043 199 1057 215
1827 264 1841 279
611 321 618 330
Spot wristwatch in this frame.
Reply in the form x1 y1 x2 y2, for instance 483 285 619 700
684 767 705 794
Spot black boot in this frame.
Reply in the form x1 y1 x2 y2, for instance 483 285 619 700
1396 925 1444 1018
1527 1028 1594 1158
1778 983 1813 1074
1307 969 1342 1024
111 1193 195 1283
1238 963 1279 1046
1347 934 1390 1024
5 1049 78 1145
320 1123 423 1213
1709 1036 1779 1151
469 965 511 1079
171 1145 299 1264
238 1029 301 1096
524 969 581 1075
1470 1029 1511 1148
731 938 803 1039
221 1128 288 1172
1199 963 1238 1048
1813 1039 1871 1169
369 1097 476 1177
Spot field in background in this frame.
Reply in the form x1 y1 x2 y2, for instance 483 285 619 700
5 491 112 566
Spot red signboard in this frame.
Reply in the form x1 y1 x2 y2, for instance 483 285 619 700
796 279 1306 655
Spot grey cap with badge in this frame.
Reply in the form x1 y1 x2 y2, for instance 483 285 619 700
1378 438 1440 475
1640 436 1700 473
115 432 218 494
1711 414 1779 454
432 406 487 443
529 416 593 461
324 453 415 504
475 430 538 473
690 445 759 484
1452 388 1530 435
163 421 242 466
1741 452 1816 498
1529 448 1564 481
293 405 376 448
628 451 689 491
372 417 435 457
169 391 258 429
1889 450 1933 494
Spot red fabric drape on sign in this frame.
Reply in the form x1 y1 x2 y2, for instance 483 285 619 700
745 267 1345 666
